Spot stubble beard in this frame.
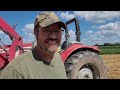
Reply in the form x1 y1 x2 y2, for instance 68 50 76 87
46 45 59 54
44 39 60 54
38 41 59 55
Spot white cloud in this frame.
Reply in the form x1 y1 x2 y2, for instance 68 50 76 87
69 30 76 41
22 23 35 43
0 33 12 45
59 11 120 45
81 38 87 45
56 11 62 15
60 11 75 20
85 30 93 34
22 23 34 33
98 21 120 30
0 30 4 34
97 21 120 37
69 30 75 35
74 11 120 23
84 21 120 45
23 32 35 43
61 30 76 44
83 39 87 41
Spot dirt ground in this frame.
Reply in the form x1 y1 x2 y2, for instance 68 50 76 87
101 54 120 79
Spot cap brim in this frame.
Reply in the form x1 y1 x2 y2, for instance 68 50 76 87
57 21 66 29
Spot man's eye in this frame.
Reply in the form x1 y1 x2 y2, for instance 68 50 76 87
55 29 62 32
54 30 59 32
44 29 50 32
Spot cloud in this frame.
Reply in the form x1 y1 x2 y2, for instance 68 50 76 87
98 21 120 30
97 21 120 37
84 21 120 45
85 30 93 34
56 11 62 15
81 38 87 45
0 30 4 34
60 11 75 20
69 30 76 41
59 11 120 45
23 32 35 43
83 39 87 41
74 11 120 23
22 23 35 43
22 23 34 33
61 30 76 44
0 33 12 45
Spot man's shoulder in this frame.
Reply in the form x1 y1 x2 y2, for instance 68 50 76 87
55 52 61 57
7 51 33 67
16 51 32 59
54 52 63 62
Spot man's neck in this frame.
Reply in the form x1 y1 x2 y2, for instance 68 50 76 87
34 46 54 62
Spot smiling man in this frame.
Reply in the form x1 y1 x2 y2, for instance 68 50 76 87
0 11 67 79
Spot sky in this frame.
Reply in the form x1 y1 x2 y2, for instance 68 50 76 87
0 11 120 46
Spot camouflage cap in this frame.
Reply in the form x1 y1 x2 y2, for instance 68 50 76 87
34 11 66 29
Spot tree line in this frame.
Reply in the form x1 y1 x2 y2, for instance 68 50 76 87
95 42 120 46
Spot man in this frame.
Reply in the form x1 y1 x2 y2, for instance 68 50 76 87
0 11 67 79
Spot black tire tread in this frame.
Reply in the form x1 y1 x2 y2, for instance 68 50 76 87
65 50 108 79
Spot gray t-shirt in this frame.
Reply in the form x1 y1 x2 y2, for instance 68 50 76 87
0 50 67 79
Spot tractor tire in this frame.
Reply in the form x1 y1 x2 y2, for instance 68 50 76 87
65 50 108 79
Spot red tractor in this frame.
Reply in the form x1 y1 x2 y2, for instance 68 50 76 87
0 17 108 79
61 18 107 79
0 17 33 70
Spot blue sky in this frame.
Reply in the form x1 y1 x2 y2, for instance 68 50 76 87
0 11 120 46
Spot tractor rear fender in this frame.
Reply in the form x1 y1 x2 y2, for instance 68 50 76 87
61 43 101 62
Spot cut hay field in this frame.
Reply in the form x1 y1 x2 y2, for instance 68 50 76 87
101 54 120 79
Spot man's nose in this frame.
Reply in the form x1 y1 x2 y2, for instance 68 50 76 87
49 32 57 39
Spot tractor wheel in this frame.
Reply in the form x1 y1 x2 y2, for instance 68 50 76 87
65 50 108 79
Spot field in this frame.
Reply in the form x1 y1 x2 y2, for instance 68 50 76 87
101 54 120 79
98 45 120 79
98 46 120 55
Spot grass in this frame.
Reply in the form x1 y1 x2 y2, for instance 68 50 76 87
98 46 120 55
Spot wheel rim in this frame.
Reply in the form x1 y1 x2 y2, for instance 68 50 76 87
77 64 100 79
78 68 93 79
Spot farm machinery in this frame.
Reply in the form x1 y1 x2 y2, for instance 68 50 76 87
0 17 108 79
0 17 33 70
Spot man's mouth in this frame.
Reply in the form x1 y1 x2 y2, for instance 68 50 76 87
46 40 58 45
48 41 57 44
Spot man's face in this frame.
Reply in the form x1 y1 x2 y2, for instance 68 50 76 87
35 23 63 54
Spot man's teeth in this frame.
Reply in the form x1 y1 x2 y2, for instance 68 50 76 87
48 41 56 44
